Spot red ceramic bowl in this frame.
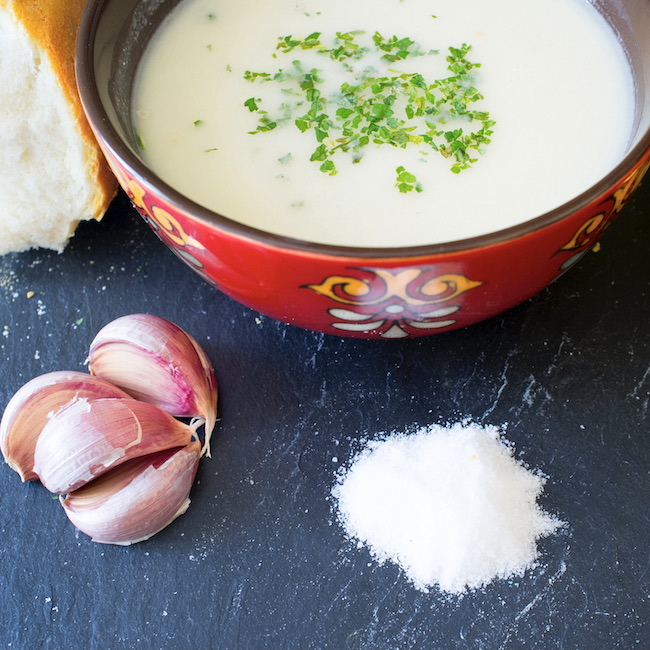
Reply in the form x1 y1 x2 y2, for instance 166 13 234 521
76 0 650 339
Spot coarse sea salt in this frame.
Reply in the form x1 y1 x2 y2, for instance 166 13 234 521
332 422 564 594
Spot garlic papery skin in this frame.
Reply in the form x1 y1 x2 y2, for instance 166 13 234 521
0 371 132 482
33 397 198 494
88 314 218 457
60 440 201 545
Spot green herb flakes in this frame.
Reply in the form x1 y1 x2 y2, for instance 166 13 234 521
395 166 422 193
244 31 494 192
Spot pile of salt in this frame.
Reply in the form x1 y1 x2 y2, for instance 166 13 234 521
332 422 563 594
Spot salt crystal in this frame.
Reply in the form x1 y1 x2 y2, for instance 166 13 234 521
332 422 564 594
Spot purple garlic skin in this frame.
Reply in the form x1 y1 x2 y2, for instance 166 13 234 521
33 397 197 494
61 440 201 545
1 371 131 481
2 313 216 546
88 313 218 456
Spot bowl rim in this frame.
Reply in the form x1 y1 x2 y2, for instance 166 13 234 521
76 0 650 260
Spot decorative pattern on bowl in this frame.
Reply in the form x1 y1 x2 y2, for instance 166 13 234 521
100 150 649 339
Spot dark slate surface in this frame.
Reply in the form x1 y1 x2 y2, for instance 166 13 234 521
1 179 649 650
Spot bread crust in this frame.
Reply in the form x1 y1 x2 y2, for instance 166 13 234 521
1 0 117 232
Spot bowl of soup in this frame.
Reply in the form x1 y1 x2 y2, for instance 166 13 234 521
76 0 650 339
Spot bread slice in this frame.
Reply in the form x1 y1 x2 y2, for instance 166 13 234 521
0 0 117 255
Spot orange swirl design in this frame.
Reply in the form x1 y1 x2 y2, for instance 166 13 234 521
306 268 481 307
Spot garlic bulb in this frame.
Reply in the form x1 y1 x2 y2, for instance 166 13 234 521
61 440 201 545
0 371 131 481
33 397 198 494
88 314 218 457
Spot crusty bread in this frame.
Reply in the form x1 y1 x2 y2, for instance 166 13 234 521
0 0 117 255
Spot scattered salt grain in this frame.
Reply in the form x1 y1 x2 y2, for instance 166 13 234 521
332 422 564 594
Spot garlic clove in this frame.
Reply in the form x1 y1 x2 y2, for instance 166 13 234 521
33 397 197 494
88 314 218 457
60 439 201 545
0 371 132 482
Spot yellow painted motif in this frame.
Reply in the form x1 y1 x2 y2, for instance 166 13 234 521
559 157 650 255
150 206 205 250
612 159 650 213
559 213 605 252
307 268 482 307
305 267 483 337
116 176 205 251
125 178 147 209
420 273 483 302
306 275 374 303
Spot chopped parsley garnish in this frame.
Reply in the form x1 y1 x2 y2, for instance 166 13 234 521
395 166 422 193
244 31 494 192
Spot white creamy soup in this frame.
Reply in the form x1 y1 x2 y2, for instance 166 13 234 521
133 0 635 247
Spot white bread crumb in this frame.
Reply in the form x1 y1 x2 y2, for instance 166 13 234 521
0 0 117 255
